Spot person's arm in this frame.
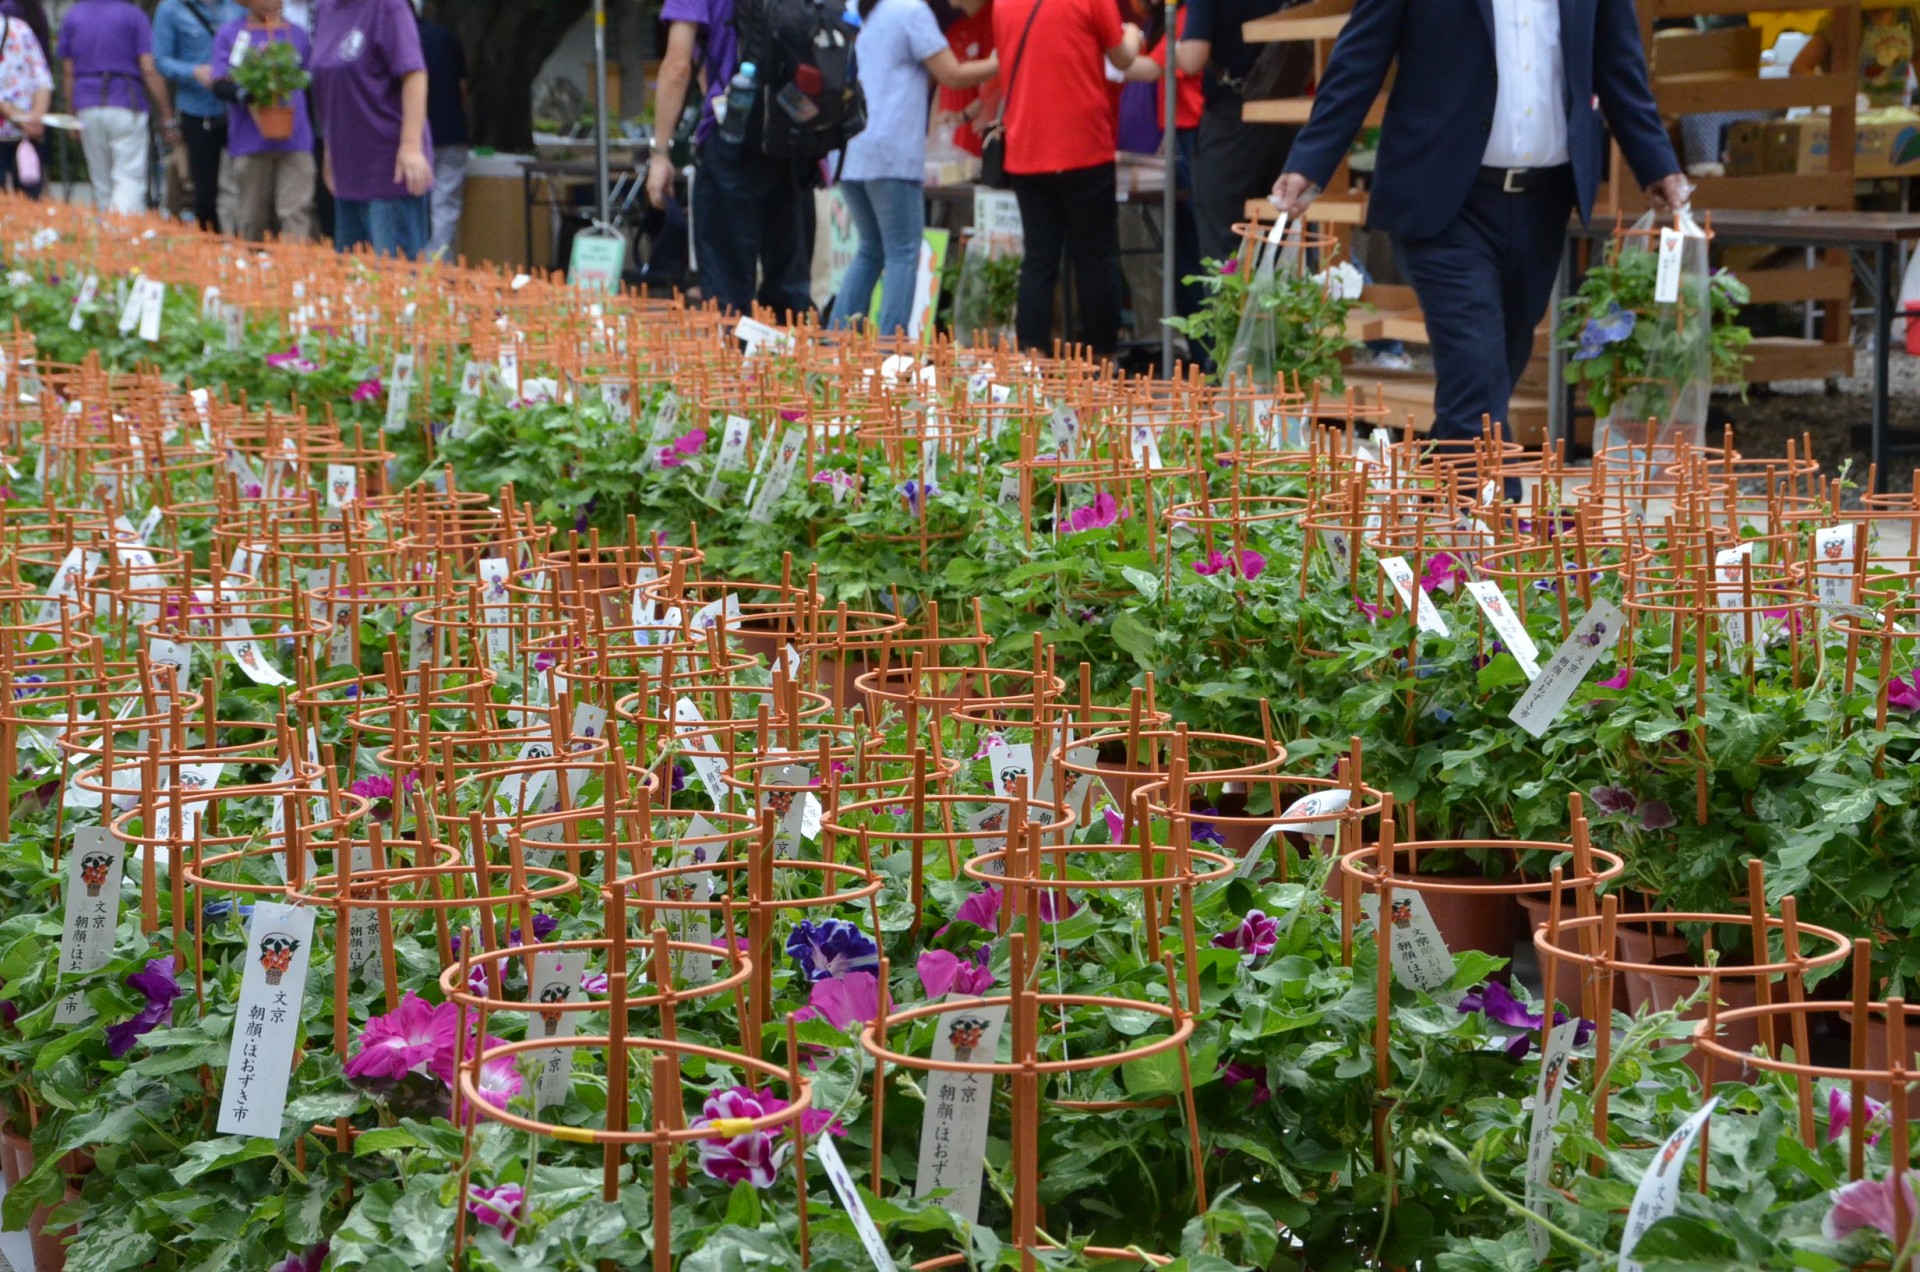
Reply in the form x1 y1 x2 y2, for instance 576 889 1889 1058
395 68 431 194
1174 37 1208 75
1106 21 1143 71
59 56 72 110
1592 0 1688 210
140 52 173 122
1176 0 1211 76
1268 0 1405 214
1125 45 1161 81
13 29 51 138
645 19 698 209
925 46 997 89
151 6 195 87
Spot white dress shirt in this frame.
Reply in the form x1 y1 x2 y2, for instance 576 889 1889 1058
1482 0 1570 169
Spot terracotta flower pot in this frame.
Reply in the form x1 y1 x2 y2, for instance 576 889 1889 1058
1517 892 1625 1016
28 1185 80 1272
1641 966 1762 1083
250 101 296 142
1416 875 1521 966
1614 923 1689 1014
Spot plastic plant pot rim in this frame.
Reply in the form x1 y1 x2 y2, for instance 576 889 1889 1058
1530 910 1852 978
1689 998 1920 1083
1338 842 1628 894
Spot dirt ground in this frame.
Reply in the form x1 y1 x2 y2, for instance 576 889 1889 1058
1701 335 1920 500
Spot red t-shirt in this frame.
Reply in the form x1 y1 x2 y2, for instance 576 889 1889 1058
1146 12 1204 131
938 3 997 157
993 0 1124 174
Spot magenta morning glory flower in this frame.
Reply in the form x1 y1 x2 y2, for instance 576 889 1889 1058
1598 667 1632 691
1824 1172 1918 1242
1420 552 1468 594
1065 492 1122 533
265 345 317 372
470 1041 525 1112
918 947 994 998
1635 799 1677 831
1457 980 1594 1059
268 1241 331 1272
657 429 707 468
694 1086 842 1188
105 957 184 1057
785 919 879 982
466 1182 524 1243
1829 1087 1887 1145
1103 806 1125 842
345 991 458 1082
794 970 880 1030
351 378 384 404
1887 673 1920 713
1212 911 1279 959
1219 257 1240 276
1220 1059 1272 1106
581 970 609 995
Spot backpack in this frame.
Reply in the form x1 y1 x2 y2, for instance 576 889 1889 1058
732 0 867 159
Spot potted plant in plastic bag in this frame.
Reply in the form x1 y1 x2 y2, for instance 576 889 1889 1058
229 39 310 142
1557 211 1751 457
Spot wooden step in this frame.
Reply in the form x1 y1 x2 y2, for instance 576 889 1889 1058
1743 336 1855 382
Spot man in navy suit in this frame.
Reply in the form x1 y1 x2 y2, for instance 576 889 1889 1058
1270 0 1690 446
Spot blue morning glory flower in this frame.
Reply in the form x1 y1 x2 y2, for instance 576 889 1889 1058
1571 303 1635 362
786 918 879 982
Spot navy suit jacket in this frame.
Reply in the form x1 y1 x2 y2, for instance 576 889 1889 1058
1283 0 1680 240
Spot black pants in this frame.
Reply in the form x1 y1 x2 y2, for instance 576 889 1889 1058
1010 162 1119 358
691 131 814 320
1193 95 1297 265
178 112 225 232
0 139 41 199
1394 168 1574 443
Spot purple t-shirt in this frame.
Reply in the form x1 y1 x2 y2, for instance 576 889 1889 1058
659 0 737 143
213 18 313 156
311 0 431 202
57 0 152 113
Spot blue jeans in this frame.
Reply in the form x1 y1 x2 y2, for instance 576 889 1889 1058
832 178 924 336
334 194 430 260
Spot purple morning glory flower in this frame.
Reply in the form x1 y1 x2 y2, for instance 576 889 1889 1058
1589 786 1638 816
1636 799 1677 831
1571 303 1635 362
105 957 184 1057
785 918 879 982
1457 980 1594 1059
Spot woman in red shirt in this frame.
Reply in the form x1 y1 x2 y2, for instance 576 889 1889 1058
991 0 1154 357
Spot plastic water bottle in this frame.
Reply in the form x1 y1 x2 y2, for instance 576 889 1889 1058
719 62 757 145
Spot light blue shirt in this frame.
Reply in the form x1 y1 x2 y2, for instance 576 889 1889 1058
840 0 948 183
152 0 242 118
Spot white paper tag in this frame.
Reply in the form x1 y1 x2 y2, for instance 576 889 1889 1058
382 352 416 434
914 1001 1009 1225
224 616 293 686
116 275 146 334
1466 580 1543 679
325 463 358 509
215 902 315 1136
734 315 793 355
985 738 1038 803
672 698 730 802
149 635 193 690
1619 1098 1720 1272
528 950 587 1109
761 762 813 857
1813 524 1857 614
1380 556 1450 637
54 828 126 1024
497 346 521 398
664 818 717 985
1507 600 1624 740
137 278 165 342
68 274 98 332
1280 787 1350 839
1713 542 1757 648
1359 890 1458 997
1653 227 1684 305
1525 1020 1582 1260
1234 824 1283 880
818 1136 897 1271
477 557 513 663
704 415 755 502
1317 528 1353 586
747 427 805 525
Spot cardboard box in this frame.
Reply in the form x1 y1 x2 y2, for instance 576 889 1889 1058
1724 120 1770 176
1765 118 1831 174
1856 120 1920 177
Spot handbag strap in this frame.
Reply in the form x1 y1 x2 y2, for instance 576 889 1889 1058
990 0 1046 131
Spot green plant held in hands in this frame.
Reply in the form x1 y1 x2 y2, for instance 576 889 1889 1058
1169 248 1359 390
230 38 311 108
1556 233 1752 421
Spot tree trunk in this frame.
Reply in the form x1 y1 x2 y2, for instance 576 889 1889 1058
427 0 593 151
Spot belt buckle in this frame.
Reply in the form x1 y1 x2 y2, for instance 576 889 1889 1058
1502 167 1525 194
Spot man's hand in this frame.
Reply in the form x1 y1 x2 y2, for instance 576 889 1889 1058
646 153 676 210
1269 172 1321 217
1120 22 1144 56
1646 172 1693 215
395 143 432 196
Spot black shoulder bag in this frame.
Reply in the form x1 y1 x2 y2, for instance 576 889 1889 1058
977 0 1045 189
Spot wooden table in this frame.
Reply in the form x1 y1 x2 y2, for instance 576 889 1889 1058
1568 210 1920 489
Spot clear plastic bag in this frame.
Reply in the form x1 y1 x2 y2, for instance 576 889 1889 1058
951 210 1023 347
1591 208 1713 459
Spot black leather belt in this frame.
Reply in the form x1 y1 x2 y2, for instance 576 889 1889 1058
1476 164 1571 193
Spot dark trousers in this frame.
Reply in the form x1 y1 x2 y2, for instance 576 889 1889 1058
1193 96 1297 265
1172 127 1202 320
179 112 226 232
0 139 42 199
1394 169 1574 443
692 131 815 320
1010 162 1119 357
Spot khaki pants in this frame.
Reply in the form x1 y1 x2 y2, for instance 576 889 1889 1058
231 149 316 243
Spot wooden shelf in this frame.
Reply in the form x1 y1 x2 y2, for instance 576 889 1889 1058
1240 0 1352 41
1743 337 1855 382
1738 264 1853 304
1653 71 1854 114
